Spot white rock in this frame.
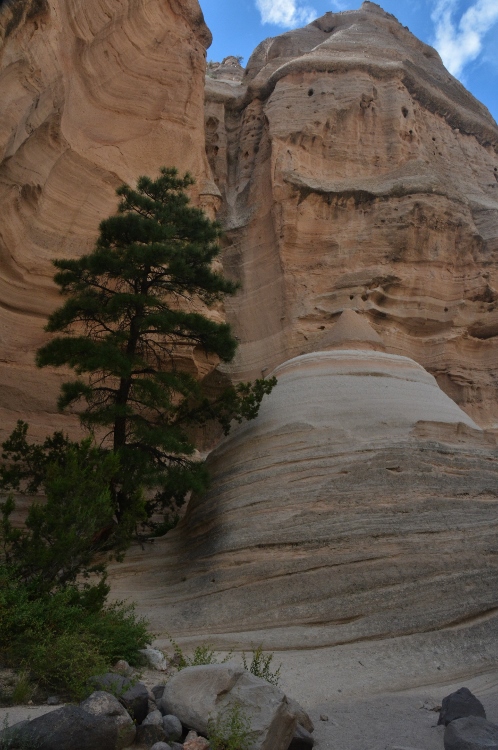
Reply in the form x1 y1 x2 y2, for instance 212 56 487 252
160 664 297 750
139 645 169 671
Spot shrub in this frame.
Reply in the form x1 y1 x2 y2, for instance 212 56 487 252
0 428 124 591
0 570 150 700
26 631 108 701
207 702 251 750
166 635 233 670
242 646 281 686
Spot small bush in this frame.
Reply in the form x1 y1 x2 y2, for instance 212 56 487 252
0 671 35 706
26 631 108 701
0 570 150 700
9 672 35 705
242 646 281 686
207 701 251 750
167 635 233 670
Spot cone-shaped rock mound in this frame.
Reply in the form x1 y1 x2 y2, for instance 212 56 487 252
111 332 498 650
320 309 386 350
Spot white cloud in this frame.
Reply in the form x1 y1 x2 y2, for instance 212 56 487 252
431 0 498 78
255 0 317 27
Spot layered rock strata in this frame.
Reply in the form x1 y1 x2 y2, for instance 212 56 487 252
205 1 498 429
0 0 216 441
111 312 498 649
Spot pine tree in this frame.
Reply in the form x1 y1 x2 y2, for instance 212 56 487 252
36 168 275 534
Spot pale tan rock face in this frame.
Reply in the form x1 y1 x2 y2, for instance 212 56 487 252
0 0 214 440
205 1 498 429
110 317 498 649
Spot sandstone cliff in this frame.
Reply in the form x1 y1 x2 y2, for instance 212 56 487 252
111 312 498 650
206 1 498 430
110 4 498 656
0 0 216 440
1 0 497 664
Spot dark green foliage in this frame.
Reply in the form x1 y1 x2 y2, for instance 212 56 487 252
36 167 275 532
0 571 149 700
0 423 125 592
0 427 151 701
0 168 275 701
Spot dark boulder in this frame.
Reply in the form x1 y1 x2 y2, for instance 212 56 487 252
439 688 487 726
135 724 167 748
1 706 116 750
162 715 182 742
120 681 150 724
444 716 498 750
152 684 166 702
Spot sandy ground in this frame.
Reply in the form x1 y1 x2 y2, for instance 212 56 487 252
272 628 498 750
2 626 497 750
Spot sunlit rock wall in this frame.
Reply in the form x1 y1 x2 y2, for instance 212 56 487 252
0 0 215 440
206 1 498 430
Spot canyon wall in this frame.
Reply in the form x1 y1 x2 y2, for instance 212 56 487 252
1 0 497 656
206 1 498 430
110 3 498 653
0 0 216 440
111 313 498 650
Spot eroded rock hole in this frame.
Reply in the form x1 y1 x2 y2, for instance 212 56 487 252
402 107 408 118
308 88 314 96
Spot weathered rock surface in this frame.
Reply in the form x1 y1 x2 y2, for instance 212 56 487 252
206 1 498 430
160 664 297 750
118 682 150 725
138 646 168 672
110 313 498 649
80 691 136 750
183 733 209 750
444 716 498 750
0 0 215 443
142 710 163 727
135 724 167 748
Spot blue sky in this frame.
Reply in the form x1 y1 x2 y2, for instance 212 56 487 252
200 0 498 124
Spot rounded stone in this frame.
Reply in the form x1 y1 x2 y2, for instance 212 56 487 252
162 714 183 742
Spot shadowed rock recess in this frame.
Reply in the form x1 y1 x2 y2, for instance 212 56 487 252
110 5 498 652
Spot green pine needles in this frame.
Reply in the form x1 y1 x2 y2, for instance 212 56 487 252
35 167 275 536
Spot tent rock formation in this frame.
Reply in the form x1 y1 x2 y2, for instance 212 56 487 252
111 312 498 649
